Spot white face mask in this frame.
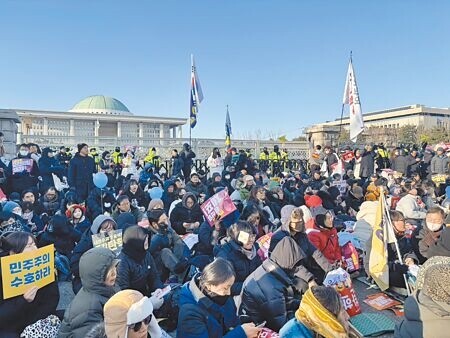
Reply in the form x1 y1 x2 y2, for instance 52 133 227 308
427 222 442 232
19 150 29 156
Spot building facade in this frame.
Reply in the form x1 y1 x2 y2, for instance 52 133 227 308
306 104 450 147
12 95 186 147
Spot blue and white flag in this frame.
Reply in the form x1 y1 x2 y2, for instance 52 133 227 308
190 55 204 128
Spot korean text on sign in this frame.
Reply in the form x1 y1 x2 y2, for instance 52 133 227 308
200 190 237 226
92 229 123 255
1 244 55 299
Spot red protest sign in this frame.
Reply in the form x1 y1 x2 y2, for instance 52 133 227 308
200 190 236 226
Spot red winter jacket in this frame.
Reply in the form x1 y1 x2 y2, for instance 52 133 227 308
307 227 341 263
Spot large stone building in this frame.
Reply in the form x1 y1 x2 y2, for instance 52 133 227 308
306 104 450 147
11 95 186 148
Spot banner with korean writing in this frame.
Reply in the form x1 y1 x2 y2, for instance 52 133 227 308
1 244 55 299
92 230 123 255
200 190 237 226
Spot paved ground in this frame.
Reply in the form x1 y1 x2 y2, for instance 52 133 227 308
58 279 402 337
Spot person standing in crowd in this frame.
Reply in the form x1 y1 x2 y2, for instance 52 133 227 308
214 221 262 296
323 146 338 177
171 149 184 178
430 147 449 175
360 143 376 182
68 143 96 202
391 148 409 176
177 258 261 338
59 247 119 338
351 148 362 179
38 147 65 194
407 148 421 177
207 147 224 179
6 143 39 194
259 146 270 172
56 146 71 169
0 232 59 338
180 143 196 181
279 286 348 338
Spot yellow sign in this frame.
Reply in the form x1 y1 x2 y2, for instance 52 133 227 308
92 230 123 255
1 244 55 299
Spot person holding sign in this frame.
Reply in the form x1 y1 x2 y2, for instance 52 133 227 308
0 232 59 337
170 192 203 235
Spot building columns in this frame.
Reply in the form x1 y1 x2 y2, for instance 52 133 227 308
139 123 144 138
117 121 121 138
172 127 176 138
69 119 75 136
159 124 165 139
43 118 48 135
94 120 99 137
177 125 183 138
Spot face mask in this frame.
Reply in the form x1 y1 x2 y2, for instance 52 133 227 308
13 210 22 217
19 150 29 156
206 289 229 306
225 175 231 180
48 153 54 158
158 223 169 232
427 222 442 232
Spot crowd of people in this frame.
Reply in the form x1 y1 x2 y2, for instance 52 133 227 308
0 140 449 338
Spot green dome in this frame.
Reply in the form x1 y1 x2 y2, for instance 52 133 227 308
69 95 132 115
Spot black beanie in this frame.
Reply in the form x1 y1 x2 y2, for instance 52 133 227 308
77 143 88 152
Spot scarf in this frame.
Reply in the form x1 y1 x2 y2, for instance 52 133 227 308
295 289 346 338
240 245 257 260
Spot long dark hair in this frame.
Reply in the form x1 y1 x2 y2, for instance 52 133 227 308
0 232 36 254
212 147 221 159
123 179 144 196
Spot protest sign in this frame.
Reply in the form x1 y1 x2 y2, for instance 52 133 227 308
11 158 34 174
92 230 123 255
200 190 237 226
1 244 55 299
332 179 348 196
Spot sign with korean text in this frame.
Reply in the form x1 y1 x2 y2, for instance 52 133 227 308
92 230 123 255
200 190 237 226
1 244 55 299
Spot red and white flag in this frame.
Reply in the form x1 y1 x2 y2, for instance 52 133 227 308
343 59 365 142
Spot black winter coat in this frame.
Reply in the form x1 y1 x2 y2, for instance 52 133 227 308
68 153 96 198
360 150 375 178
392 155 409 175
38 148 65 193
86 187 116 220
214 240 262 296
0 250 59 334
170 199 204 235
239 237 302 332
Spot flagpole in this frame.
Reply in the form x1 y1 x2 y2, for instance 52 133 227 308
339 51 353 149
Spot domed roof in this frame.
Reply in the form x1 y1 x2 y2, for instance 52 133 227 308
69 95 132 115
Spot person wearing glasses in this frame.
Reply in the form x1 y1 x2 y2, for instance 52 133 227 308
214 221 262 296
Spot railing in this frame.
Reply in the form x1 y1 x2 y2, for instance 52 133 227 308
19 135 311 160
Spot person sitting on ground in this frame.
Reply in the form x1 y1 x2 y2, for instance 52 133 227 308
169 192 203 235
116 225 164 299
0 232 59 338
70 215 117 294
279 286 349 338
394 258 450 338
0 210 30 237
185 172 207 202
396 182 427 224
177 258 261 338
412 207 446 264
195 215 228 258
121 178 150 211
365 210 419 289
66 204 91 235
308 211 342 264
58 247 119 338
269 205 333 286
101 289 163 338
147 208 190 283
112 195 144 223
20 201 44 233
239 237 307 332
422 216 450 259
86 185 116 219
214 221 263 296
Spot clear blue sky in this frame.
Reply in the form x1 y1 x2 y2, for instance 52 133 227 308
1 1 450 140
